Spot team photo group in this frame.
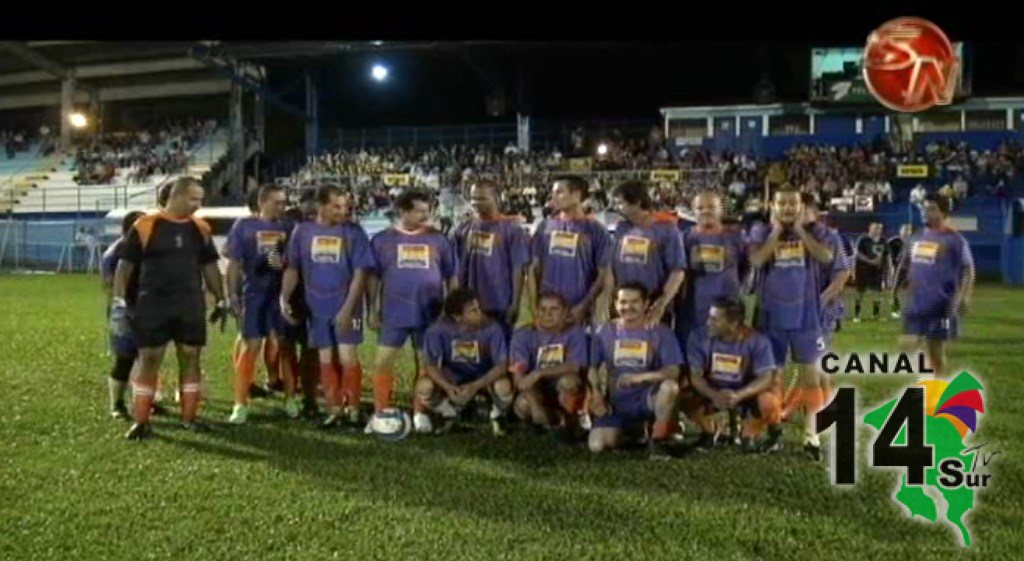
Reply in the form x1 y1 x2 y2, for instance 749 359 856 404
102 173 974 462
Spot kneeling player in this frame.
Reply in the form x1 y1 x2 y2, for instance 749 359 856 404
588 282 683 459
415 289 514 436
681 297 784 454
509 292 588 439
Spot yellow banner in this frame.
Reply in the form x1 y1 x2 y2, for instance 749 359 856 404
567 158 592 172
649 169 680 182
382 174 410 186
897 165 929 178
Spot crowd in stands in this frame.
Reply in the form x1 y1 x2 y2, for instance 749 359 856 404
71 120 216 185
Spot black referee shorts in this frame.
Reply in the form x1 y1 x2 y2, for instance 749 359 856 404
855 265 884 292
132 294 207 348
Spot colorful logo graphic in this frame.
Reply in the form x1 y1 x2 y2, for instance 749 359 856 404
863 17 959 112
818 371 993 547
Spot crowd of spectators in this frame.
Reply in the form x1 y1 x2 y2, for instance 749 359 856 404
71 120 216 185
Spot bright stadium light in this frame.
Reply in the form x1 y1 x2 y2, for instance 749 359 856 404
68 112 88 129
597 143 608 156
371 64 389 82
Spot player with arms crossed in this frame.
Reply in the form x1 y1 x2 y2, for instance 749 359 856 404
224 184 294 423
416 288 514 435
367 189 458 432
281 185 374 428
452 179 530 336
681 297 784 454
102 210 145 420
887 224 912 319
588 282 683 460
531 176 612 326
112 177 228 440
748 186 842 461
892 195 975 378
853 222 889 323
509 292 588 440
608 181 686 325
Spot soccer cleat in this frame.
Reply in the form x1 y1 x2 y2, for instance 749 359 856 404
150 402 168 417
760 428 785 454
344 406 362 426
694 432 716 453
248 384 270 399
301 400 320 420
179 421 210 433
435 416 459 435
228 404 249 425
111 401 131 421
891 311 901 319
491 417 508 438
740 437 759 454
363 419 375 435
648 439 674 461
267 379 284 394
803 442 822 462
284 399 302 419
580 411 593 431
413 412 434 434
853 317 862 324
320 413 343 430
125 422 153 441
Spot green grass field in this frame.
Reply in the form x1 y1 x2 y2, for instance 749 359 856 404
2 275 1022 560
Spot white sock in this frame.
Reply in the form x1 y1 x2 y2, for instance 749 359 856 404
108 378 126 409
804 432 821 447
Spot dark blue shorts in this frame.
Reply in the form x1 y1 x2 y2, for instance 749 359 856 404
378 326 427 349
593 384 658 430
903 315 958 340
765 328 824 365
110 333 137 358
308 313 364 349
241 292 284 340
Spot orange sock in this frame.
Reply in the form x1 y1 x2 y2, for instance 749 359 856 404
233 350 257 406
133 382 155 424
232 338 243 368
782 387 803 420
803 387 825 416
341 363 363 409
264 339 280 384
373 369 395 412
180 382 201 422
558 390 585 417
319 362 340 410
652 420 673 440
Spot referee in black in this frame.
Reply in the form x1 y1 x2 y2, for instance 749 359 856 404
853 222 888 323
887 223 912 319
112 176 229 440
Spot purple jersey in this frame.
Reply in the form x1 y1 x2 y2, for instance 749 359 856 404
750 222 843 331
425 319 508 383
453 216 530 315
286 221 374 317
224 217 291 296
901 227 973 318
532 214 612 308
818 225 852 316
612 216 687 296
686 327 777 391
679 225 747 328
591 322 683 402
371 227 457 329
509 326 589 375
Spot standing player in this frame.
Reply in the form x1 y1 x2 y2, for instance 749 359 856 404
112 177 228 440
887 224 912 319
588 282 683 459
609 181 686 325
102 210 145 419
531 176 612 326
281 185 374 428
853 222 888 323
892 195 975 378
452 180 530 336
367 189 458 432
803 195 852 349
225 184 293 423
509 292 588 438
681 297 784 453
416 288 514 435
676 191 748 346
748 187 842 460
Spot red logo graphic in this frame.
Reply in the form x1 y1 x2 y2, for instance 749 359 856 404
863 17 960 113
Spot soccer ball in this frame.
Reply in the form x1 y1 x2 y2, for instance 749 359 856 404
368 408 413 442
